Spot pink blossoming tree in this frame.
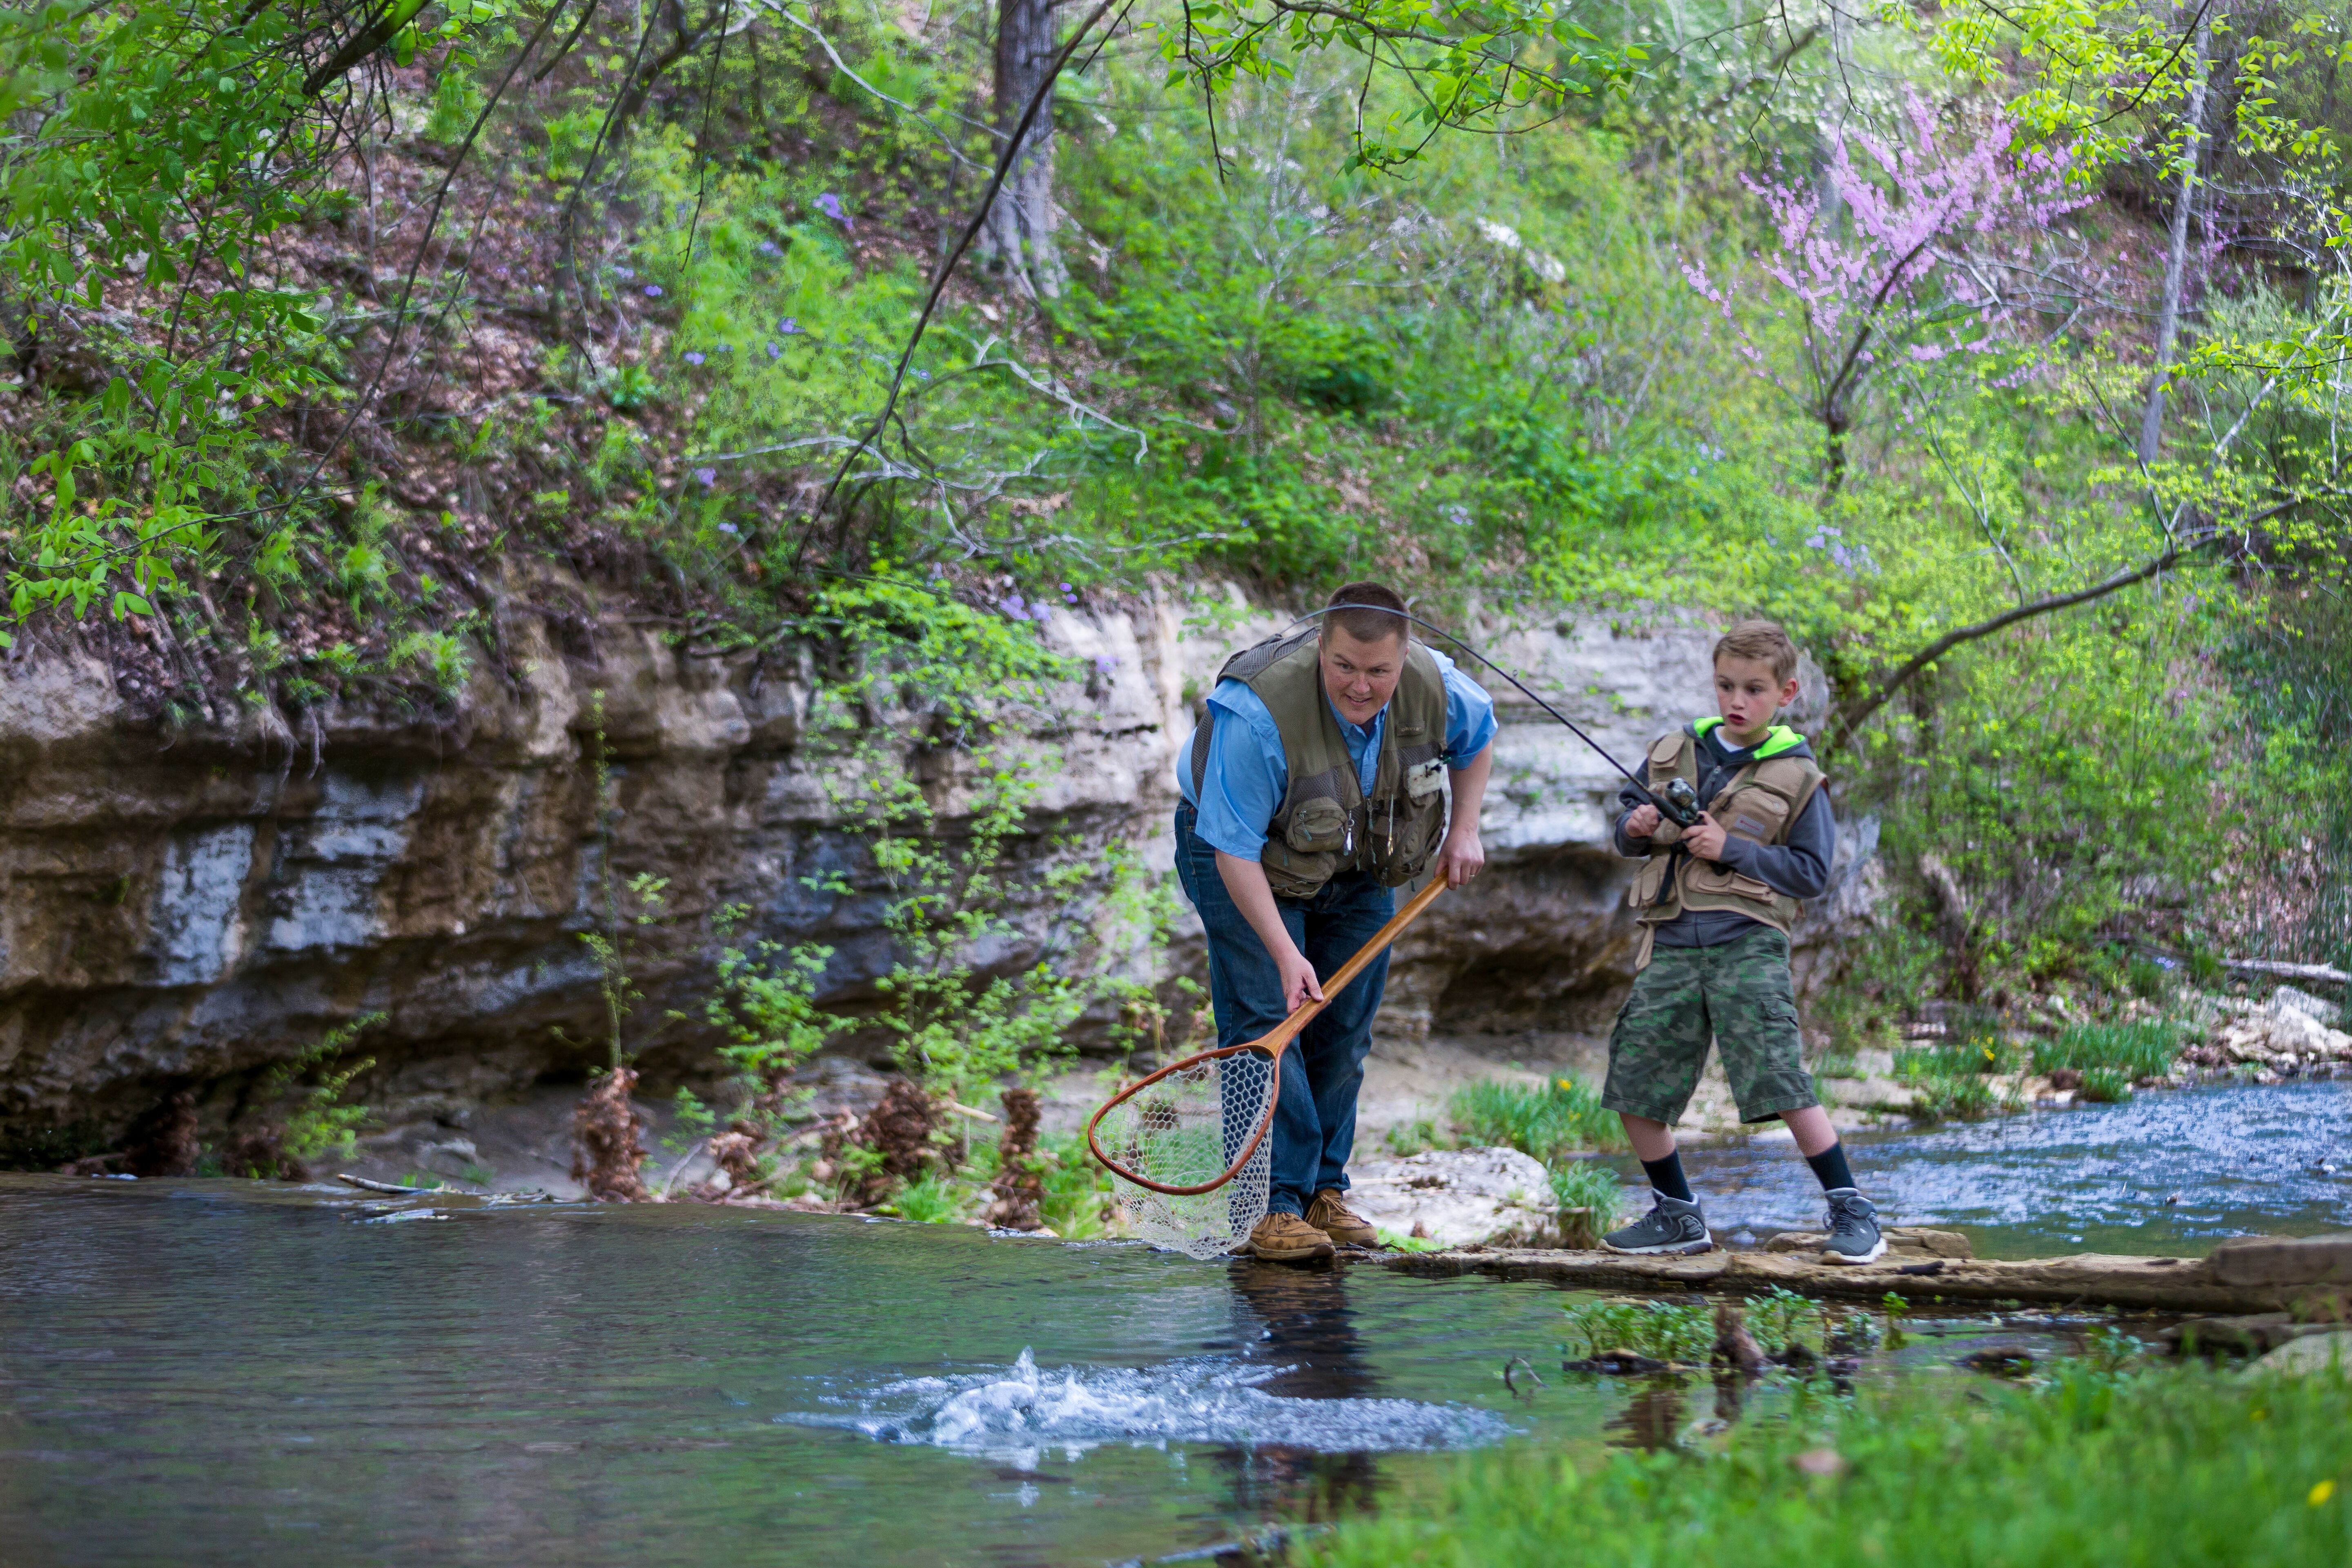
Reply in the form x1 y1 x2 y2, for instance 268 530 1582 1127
1686 98 2094 494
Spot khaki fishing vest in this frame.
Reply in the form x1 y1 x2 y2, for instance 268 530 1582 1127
1190 627 1451 900
1626 719 1823 968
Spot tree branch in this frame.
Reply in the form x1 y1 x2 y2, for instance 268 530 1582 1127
1828 543 2189 749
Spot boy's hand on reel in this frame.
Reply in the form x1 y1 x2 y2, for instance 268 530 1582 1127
1684 811 1729 861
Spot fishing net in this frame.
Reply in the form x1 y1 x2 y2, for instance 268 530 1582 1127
1091 1047 1278 1261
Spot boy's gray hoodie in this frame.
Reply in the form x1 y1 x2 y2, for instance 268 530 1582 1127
1610 722 1836 949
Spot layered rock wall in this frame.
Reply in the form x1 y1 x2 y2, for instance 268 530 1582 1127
0 581 1876 1154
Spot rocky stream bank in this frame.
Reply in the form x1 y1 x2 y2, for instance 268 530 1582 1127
0 580 1881 1169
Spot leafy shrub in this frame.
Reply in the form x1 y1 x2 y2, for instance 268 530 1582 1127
1450 1076 1623 1162
2034 1021 2183 1081
1745 1286 1824 1356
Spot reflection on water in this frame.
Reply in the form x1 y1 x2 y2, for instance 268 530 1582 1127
1675 1079 2352 1256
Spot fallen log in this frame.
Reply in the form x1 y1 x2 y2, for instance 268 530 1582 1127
1370 1233 2352 1316
2224 958 2352 987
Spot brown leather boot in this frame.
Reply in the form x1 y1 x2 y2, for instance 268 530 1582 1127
1306 1188 1379 1247
1248 1212 1336 1261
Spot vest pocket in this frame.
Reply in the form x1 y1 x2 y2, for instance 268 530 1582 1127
1261 844 1339 900
1686 861 1775 902
1284 795 1350 855
1628 854 1671 909
1719 785 1790 844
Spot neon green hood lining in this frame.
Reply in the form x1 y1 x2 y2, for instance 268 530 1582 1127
1693 715 1806 758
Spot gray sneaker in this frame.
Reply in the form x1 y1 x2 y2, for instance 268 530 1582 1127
1601 1194 1714 1256
1820 1189 1887 1265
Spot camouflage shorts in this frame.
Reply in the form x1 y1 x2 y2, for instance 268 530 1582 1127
1602 926 1817 1126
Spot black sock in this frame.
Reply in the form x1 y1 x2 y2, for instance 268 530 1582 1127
1641 1152 1694 1203
1805 1141 1856 1193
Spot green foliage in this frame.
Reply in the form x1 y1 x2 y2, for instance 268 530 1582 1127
701 906 848 1121
2077 1066 2134 1104
265 1012 382 1163
1299 1362 2352 1568
1743 1286 1824 1357
1449 1076 1622 1163
1547 1161 1623 1225
877 1173 960 1223
663 1087 716 1156
2034 1021 2185 1081
1036 1131 1120 1239
1560 1297 1712 1363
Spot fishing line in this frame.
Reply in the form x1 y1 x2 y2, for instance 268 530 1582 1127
1278 605 1702 825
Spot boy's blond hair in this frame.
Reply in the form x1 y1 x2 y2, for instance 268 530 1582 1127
1713 619 1799 683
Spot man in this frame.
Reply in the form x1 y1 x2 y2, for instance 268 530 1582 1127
1174 581 1496 1261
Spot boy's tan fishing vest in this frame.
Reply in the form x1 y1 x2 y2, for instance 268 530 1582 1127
1627 717 1823 969
1190 627 1451 900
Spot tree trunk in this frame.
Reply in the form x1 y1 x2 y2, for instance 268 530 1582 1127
984 0 1067 298
2137 15 2212 467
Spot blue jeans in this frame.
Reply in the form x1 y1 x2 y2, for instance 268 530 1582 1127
1173 804 1395 1217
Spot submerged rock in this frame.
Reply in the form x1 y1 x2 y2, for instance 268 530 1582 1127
1348 1146 1557 1247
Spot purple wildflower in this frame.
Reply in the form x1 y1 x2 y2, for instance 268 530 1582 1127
644 284 663 298
684 351 706 365
693 467 717 487
614 265 635 279
777 317 801 335
1029 603 1053 624
814 193 851 228
999 595 1026 618
717 522 739 535
759 241 781 255
765 342 782 360
716 343 732 354
1093 655 1118 674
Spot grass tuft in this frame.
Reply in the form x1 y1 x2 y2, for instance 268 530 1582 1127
2034 1020 2183 1081
1449 1076 1623 1161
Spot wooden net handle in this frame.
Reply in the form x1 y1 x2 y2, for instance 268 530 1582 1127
1086 875 1449 1192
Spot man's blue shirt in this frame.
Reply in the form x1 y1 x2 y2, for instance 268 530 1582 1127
1177 648 1498 860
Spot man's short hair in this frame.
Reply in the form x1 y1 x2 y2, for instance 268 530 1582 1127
1321 581 1410 646
1713 619 1799 682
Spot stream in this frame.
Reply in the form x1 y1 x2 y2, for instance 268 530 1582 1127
2 1080 2346 1567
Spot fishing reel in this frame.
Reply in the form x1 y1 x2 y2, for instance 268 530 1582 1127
1650 777 1702 829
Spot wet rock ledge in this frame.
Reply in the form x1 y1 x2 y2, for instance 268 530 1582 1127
1372 1229 2352 1316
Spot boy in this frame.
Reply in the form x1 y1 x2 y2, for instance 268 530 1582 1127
1598 619 1884 1265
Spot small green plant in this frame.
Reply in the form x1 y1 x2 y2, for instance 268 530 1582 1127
267 1013 382 1164
1561 1298 1712 1363
1385 1116 1445 1156
1882 1292 1909 1350
2077 1065 2134 1103
1450 1076 1622 1162
1548 1161 1624 1225
1378 1227 1447 1253
1037 1131 1121 1239
663 1088 716 1155
1746 1286 1824 1356
2081 1323 2147 1372
881 1174 962 1223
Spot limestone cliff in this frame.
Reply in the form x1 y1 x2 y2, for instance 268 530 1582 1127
0 582 1876 1157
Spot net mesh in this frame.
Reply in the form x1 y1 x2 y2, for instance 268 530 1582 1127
1095 1048 1277 1260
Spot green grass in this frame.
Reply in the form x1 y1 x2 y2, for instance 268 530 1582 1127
2078 1065 2134 1103
1037 1132 1120 1239
2033 1020 2184 1081
1449 1077 1623 1162
1548 1161 1624 1224
1298 1362 2352 1568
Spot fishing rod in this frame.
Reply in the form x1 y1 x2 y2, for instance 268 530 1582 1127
1285 606 1703 828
